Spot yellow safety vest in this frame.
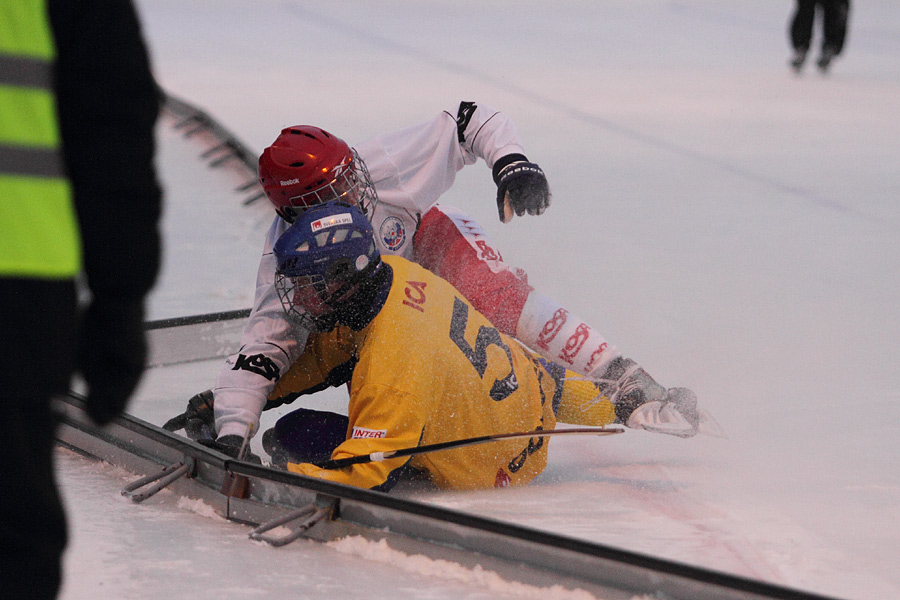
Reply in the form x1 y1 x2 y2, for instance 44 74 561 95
0 0 82 279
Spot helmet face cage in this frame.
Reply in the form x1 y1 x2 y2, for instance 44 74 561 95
279 149 378 224
273 201 380 331
274 272 334 332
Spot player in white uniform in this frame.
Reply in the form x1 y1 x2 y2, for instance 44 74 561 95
203 102 700 455
259 202 702 490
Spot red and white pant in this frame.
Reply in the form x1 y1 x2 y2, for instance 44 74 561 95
413 205 618 377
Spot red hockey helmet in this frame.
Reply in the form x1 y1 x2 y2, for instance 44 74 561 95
258 126 378 222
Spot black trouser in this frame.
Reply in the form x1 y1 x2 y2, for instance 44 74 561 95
790 0 850 54
0 279 77 600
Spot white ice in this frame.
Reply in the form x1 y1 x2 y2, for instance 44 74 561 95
57 2 900 599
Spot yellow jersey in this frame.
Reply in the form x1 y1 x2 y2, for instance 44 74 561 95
281 255 567 490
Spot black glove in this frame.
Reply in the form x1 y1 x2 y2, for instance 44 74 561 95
199 434 262 464
492 153 551 223
163 389 215 441
78 298 147 426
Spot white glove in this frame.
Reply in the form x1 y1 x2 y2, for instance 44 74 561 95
592 358 701 438
626 394 698 438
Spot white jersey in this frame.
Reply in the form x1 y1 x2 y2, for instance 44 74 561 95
213 102 526 439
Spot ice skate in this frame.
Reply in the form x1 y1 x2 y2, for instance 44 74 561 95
790 48 807 73
817 46 836 73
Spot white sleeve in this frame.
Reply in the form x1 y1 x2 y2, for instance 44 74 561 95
356 101 526 215
213 216 308 439
456 101 527 167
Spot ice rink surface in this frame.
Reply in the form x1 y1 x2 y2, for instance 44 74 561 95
57 2 900 599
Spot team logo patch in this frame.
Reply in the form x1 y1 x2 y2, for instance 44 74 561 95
379 216 406 251
351 426 387 439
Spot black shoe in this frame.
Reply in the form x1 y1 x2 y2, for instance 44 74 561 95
790 49 807 72
817 47 836 73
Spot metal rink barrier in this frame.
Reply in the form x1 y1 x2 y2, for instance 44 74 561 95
55 393 843 600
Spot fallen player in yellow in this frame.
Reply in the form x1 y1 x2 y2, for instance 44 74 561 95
255 201 702 491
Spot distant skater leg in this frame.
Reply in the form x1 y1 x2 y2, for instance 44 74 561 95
789 0 817 71
818 0 850 71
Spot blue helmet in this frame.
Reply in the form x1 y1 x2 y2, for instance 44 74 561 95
273 201 381 331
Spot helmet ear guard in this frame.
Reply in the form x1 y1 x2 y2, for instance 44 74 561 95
258 126 378 222
273 202 381 331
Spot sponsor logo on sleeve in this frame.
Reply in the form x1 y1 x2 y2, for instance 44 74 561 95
232 353 280 382
536 308 568 350
455 101 477 143
558 322 591 365
584 342 610 372
351 426 387 439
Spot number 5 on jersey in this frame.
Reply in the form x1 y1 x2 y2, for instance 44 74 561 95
449 297 519 401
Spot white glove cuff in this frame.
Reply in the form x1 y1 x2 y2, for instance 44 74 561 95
626 401 697 437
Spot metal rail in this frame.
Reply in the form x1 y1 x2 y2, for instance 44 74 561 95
145 308 250 367
161 91 265 206
55 393 842 600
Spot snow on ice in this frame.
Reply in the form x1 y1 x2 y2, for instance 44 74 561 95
57 2 900 599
